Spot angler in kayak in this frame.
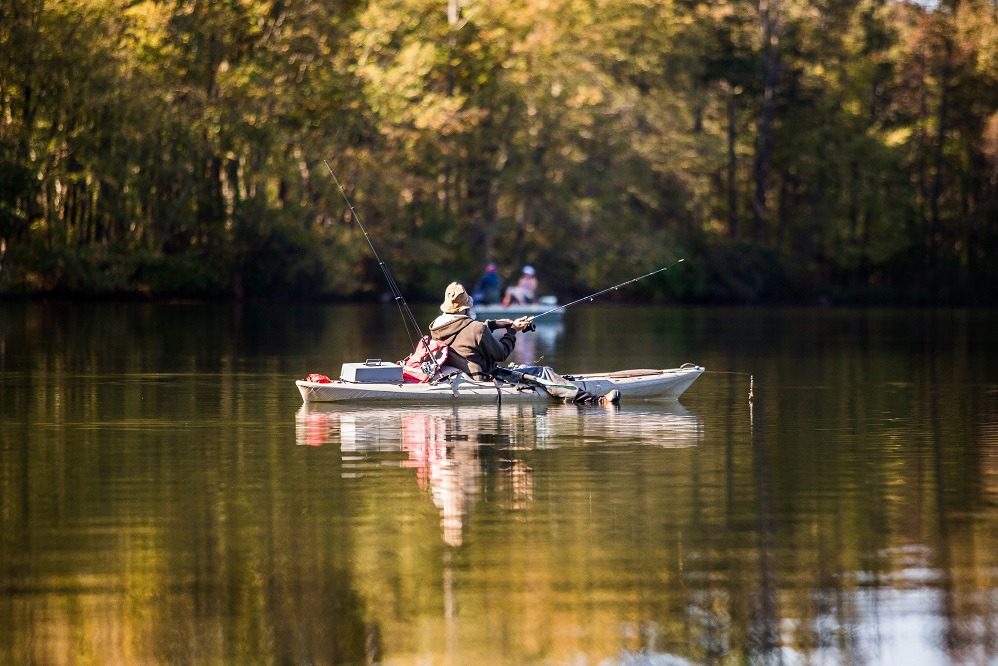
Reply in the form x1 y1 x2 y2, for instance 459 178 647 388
428 282 619 405
429 282 533 377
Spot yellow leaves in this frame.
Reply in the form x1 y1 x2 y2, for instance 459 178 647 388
842 98 863 118
883 127 912 148
566 85 604 109
983 113 998 167
121 0 172 50
122 0 170 28
359 40 435 99
411 94 466 133
954 0 998 76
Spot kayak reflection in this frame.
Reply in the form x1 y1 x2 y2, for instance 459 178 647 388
295 402 702 546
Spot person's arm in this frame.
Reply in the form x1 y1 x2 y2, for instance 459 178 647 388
478 323 516 363
487 318 515 330
488 317 532 331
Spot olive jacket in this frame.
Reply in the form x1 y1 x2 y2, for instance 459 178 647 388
428 314 516 377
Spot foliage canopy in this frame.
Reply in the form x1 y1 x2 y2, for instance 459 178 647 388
1 0 995 303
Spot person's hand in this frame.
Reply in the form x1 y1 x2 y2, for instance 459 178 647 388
511 316 534 332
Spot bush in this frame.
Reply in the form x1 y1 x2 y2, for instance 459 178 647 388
133 249 232 298
691 241 817 304
233 206 327 298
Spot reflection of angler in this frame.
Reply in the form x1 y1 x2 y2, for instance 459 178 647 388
398 411 534 547
400 413 482 547
500 458 533 510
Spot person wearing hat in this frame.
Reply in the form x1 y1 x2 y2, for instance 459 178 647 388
502 265 539 306
429 282 533 378
428 282 620 405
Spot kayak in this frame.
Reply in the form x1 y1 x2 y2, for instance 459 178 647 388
296 364 704 403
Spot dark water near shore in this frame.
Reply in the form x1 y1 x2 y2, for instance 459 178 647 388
1 303 996 664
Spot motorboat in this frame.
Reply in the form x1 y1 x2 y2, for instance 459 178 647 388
470 295 562 322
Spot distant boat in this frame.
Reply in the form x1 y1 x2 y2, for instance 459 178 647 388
471 295 562 322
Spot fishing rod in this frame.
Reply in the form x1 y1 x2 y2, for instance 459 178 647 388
323 160 423 350
530 259 685 322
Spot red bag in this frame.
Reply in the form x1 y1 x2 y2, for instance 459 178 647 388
399 337 450 383
304 373 332 384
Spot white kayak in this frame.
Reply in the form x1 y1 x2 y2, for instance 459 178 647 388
296 364 704 404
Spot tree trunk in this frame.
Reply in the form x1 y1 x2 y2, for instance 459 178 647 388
752 0 780 241
928 31 953 282
727 87 738 239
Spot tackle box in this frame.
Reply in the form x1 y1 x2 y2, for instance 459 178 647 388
340 360 403 383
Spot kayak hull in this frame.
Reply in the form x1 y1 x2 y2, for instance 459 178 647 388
296 365 704 403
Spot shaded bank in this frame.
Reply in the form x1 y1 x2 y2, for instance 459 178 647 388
1 238 994 305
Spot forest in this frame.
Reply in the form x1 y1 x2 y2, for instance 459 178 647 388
0 0 996 304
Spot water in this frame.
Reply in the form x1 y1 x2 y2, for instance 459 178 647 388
1 303 996 664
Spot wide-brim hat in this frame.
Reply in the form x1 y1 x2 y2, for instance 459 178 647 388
440 282 473 314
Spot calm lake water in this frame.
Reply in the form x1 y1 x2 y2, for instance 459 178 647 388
1 303 996 664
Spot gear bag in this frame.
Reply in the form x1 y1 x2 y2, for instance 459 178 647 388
399 336 451 383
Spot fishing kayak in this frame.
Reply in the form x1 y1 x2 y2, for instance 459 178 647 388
296 364 704 403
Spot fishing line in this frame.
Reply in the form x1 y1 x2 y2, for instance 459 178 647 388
531 259 686 321
323 160 423 351
703 370 755 401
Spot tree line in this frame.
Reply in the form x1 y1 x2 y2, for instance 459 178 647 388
1 0 995 303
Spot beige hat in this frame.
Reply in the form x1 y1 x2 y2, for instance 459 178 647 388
440 282 473 314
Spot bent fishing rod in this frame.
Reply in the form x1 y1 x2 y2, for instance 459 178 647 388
323 160 424 350
530 259 685 322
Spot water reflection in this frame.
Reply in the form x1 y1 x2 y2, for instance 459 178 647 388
296 402 703 546
3 304 997 664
